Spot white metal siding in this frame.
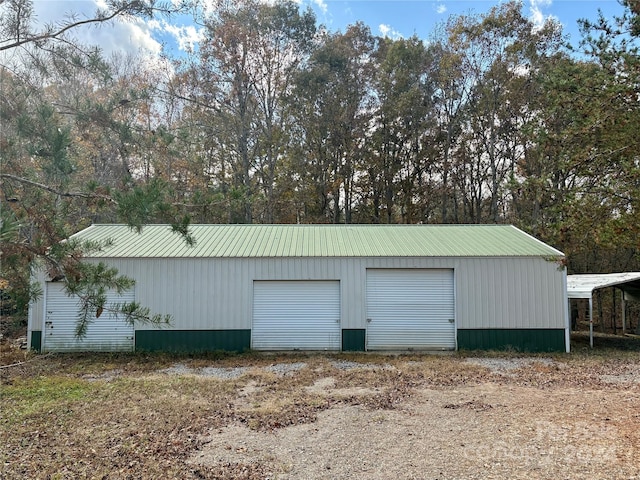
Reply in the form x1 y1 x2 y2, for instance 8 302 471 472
455 257 565 329
252 280 340 350
30 255 566 335
42 283 134 352
366 269 455 350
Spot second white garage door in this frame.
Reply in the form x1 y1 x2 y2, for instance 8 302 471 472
252 280 341 350
366 269 455 350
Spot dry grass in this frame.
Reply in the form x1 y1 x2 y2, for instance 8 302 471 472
2 333 640 479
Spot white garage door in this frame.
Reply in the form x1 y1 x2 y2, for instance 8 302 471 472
252 280 341 350
43 282 135 352
366 269 455 350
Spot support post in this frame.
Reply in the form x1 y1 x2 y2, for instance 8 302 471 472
589 296 594 348
613 288 617 334
565 300 571 353
564 269 571 353
622 292 627 334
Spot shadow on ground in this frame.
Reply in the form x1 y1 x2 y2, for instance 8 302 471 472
571 330 640 351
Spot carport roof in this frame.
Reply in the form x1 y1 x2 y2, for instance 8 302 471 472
567 273 640 300
70 224 564 259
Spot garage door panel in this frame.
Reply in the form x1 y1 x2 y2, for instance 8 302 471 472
43 283 135 352
369 305 454 315
366 269 455 350
253 280 340 350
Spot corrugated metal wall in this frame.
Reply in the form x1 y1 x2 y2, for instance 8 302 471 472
29 255 566 335
42 283 135 352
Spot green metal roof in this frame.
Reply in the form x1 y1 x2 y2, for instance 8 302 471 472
70 224 563 258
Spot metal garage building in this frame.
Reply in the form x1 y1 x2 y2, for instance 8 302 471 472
28 224 569 353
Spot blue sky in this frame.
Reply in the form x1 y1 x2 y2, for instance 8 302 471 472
13 1 629 59
306 0 625 42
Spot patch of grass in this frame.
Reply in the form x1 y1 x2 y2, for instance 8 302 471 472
0 371 245 479
1 376 94 421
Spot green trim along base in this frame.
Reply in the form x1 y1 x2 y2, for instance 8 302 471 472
30 330 42 352
342 329 366 352
457 328 566 353
135 329 251 352
133 328 566 353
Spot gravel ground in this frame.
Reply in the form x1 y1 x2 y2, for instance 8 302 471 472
186 356 640 480
329 359 393 371
159 359 392 378
265 362 308 376
160 363 252 379
192 386 638 480
464 357 558 374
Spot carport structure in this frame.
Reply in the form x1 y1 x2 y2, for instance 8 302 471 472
567 273 640 347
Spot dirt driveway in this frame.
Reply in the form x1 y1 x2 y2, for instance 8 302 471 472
2 340 640 479
187 357 640 480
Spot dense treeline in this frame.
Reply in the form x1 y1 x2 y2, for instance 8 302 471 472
1 0 639 315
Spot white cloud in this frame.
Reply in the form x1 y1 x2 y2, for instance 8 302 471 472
149 20 204 53
311 0 328 15
435 3 447 15
94 0 109 10
529 0 557 31
30 1 163 58
379 23 403 40
110 18 163 56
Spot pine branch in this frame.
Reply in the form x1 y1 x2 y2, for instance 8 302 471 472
2 173 211 211
152 86 222 113
0 4 132 52
1 173 116 203
1 1 182 53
